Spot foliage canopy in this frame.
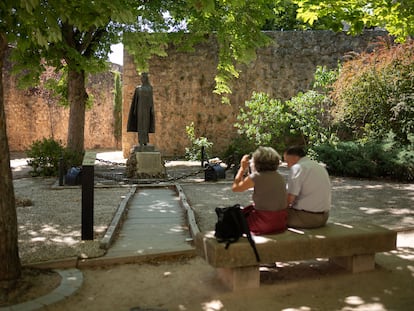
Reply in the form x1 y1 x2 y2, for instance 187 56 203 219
332 39 414 144
294 0 414 42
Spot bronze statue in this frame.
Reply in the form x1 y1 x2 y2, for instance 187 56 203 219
127 73 155 146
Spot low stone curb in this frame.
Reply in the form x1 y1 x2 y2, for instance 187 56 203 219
100 186 137 250
78 249 197 268
175 183 200 238
0 269 83 311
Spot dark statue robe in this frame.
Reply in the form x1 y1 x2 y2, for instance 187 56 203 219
127 84 155 135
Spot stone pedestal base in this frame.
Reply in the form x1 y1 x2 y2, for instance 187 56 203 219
132 144 156 153
330 254 376 273
126 145 166 179
217 266 260 290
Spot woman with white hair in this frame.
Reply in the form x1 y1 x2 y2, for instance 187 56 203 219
232 146 287 235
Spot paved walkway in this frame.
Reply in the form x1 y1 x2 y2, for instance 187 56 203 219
104 186 193 259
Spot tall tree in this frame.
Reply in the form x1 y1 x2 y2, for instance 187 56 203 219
0 32 21 288
13 1 135 154
0 0 63 288
0 0 135 287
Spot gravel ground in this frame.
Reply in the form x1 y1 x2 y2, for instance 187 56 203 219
11 152 414 265
14 178 133 264
11 153 207 265
181 167 414 234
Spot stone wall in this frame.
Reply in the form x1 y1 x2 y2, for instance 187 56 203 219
122 30 386 158
5 30 385 156
4 55 121 152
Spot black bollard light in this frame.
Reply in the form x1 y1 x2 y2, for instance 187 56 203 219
201 146 205 167
59 154 64 186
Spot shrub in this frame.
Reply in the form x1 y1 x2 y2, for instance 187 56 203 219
222 135 257 165
26 138 83 177
184 122 213 161
311 134 414 181
286 90 332 146
332 38 414 144
235 92 296 151
235 91 332 151
235 66 337 152
113 71 122 146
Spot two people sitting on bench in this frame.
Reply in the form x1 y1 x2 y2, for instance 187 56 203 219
232 146 287 235
232 145 332 234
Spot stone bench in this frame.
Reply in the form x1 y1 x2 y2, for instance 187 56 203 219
195 222 397 290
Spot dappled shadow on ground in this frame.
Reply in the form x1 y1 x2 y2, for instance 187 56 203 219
183 176 414 233
212 246 414 311
14 177 131 264
330 177 414 230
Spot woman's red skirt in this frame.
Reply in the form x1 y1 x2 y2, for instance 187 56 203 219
242 205 287 235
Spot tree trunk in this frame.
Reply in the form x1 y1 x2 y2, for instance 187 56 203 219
67 69 87 154
0 33 22 285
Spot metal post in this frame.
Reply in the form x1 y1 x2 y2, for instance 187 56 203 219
81 152 96 240
58 155 64 186
201 146 205 167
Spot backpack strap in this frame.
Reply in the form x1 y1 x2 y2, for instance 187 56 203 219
237 207 261 262
245 228 261 262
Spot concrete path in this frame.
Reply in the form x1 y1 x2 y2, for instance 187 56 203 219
104 186 194 259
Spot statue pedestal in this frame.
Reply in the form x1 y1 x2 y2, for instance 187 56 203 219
132 144 156 153
126 145 166 179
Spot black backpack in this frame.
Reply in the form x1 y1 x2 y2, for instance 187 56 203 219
214 204 260 262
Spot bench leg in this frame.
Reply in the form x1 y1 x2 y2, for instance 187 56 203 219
216 266 260 290
330 254 376 273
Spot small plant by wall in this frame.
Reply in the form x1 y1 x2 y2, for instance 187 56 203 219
26 138 82 177
185 122 213 161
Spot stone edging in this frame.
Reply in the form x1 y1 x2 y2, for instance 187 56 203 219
0 268 83 311
100 186 137 249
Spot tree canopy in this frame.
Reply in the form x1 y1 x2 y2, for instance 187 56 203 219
124 0 276 99
294 0 414 42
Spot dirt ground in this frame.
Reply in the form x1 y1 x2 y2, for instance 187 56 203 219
44 237 414 311
4 153 414 310
3 233 413 310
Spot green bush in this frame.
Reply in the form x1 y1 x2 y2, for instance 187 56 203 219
26 138 83 177
27 138 65 176
222 135 257 165
184 122 213 161
235 92 295 151
235 66 337 152
311 134 414 181
332 39 414 144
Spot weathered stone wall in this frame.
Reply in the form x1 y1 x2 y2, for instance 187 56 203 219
5 30 386 156
122 30 386 158
4 54 121 151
